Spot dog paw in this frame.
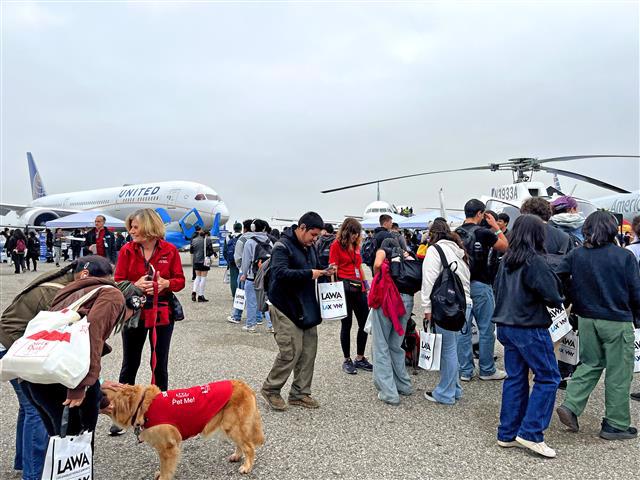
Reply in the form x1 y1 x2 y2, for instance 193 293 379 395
239 465 252 474
154 471 161 480
228 453 242 463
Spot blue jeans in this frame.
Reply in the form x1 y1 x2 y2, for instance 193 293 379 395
371 293 414 404
458 281 496 377
0 350 48 480
245 280 258 328
497 325 561 443
432 305 472 405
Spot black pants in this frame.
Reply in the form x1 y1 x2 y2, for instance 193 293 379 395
340 288 370 358
119 321 174 391
26 253 38 271
11 252 26 273
22 381 101 436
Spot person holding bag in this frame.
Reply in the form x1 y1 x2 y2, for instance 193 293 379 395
329 217 372 375
493 215 564 458
20 256 132 437
370 237 416 405
420 218 471 405
191 229 213 302
113 209 185 434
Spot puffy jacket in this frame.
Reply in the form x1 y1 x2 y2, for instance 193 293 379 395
267 226 321 329
421 240 471 314
0 270 75 349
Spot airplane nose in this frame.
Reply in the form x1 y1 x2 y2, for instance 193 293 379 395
217 202 230 225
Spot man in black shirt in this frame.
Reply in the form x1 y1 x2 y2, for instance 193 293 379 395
456 199 508 382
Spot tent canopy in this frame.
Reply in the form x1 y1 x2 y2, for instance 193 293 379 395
397 210 465 229
45 212 125 229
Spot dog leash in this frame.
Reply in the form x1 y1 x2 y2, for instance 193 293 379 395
131 395 147 443
150 272 159 387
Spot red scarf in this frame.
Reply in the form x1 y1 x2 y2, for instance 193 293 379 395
367 260 406 336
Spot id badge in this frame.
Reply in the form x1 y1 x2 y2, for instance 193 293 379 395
355 268 361 279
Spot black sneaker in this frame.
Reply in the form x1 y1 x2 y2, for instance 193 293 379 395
599 419 638 440
342 359 357 375
109 424 126 436
354 357 373 371
191 292 197 302
197 295 209 302
631 392 640 402
558 380 568 391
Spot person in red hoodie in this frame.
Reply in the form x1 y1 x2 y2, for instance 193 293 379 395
113 209 185 434
329 217 372 375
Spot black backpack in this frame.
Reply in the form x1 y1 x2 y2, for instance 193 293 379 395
389 247 423 294
315 234 335 270
225 235 238 264
430 244 467 331
361 236 377 267
252 238 273 276
455 224 485 271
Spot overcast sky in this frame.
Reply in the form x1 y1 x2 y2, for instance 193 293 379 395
2 1 639 225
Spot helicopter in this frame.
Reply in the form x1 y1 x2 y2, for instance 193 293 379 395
321 155 639 222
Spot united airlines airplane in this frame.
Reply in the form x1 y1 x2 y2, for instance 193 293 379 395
0 153 230 248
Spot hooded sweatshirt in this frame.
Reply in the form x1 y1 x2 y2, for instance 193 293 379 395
241 232 272 280
549 213 585 242
421 240 471 314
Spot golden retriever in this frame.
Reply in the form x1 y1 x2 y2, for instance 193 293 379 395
104 380 264 479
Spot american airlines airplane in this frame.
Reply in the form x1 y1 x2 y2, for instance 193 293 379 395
0 153 230 248
592 191 640 224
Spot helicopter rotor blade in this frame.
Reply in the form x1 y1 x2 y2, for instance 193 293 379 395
538 166 631 194
321 165 493 194
537 155 640 164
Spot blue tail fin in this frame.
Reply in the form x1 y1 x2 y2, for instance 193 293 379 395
27 152 47 199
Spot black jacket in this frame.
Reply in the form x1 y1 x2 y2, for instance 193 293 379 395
555 244 640 324
493 255 564 328
268 226 321 330
373 227 393 250
84 227 116 262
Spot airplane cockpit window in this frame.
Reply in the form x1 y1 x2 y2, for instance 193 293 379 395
195 193 206 201
205 194 219 201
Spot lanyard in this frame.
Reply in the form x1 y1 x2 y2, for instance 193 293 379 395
140 241 158 276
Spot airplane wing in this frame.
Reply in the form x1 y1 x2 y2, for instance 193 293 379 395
0 203 79 217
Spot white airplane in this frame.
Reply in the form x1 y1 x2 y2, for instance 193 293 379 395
592 191 640 224
0 153 230 248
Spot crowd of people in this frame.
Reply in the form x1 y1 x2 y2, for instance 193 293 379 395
1 198 639 479
1 216 128 273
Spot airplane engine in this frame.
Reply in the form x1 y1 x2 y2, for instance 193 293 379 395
19 208 60 226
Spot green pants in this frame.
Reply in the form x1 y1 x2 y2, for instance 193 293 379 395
262 306 318 401
563 317 635 430
229 264 240 298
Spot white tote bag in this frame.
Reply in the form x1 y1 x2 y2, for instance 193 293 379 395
548 306 572 343
317 280 348 321
233 288 246 311
634 329 640 374
223 269 230 284
0 286 109 388
557 330 580 366
203 238 212 267
418 325 442 371
41 407 93 480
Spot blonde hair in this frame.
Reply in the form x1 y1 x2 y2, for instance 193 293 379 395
126 209 165 240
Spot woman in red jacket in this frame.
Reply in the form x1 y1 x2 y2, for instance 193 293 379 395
114 209 185 425
329 217 372 375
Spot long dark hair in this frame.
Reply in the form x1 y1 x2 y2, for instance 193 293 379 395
336 217 362 250
502 214 546 270
583 211 618 248
428 218 468 263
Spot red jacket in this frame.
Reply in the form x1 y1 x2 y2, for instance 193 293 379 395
328 241 365 287
144 381 233 440
114 239 185 327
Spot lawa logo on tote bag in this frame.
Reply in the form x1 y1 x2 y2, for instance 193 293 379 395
57 452 90 475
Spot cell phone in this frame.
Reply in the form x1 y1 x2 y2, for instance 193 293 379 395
146 264 155 281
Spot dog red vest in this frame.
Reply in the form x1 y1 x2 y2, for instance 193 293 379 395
143 381 233 440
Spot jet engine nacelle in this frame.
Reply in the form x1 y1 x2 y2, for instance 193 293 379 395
19 208 60 227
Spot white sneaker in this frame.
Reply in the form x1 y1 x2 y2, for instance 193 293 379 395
266 327 274 333
226 316 240 324
480 369 507 381
515 436 556 458
242 326 256 333
497 440 523 449
460 374 473 382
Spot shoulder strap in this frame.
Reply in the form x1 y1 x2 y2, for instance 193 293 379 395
66 285 115 312
40 282 65 289
433 244 450 270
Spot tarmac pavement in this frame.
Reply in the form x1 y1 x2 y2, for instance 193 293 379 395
0 258 638 479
